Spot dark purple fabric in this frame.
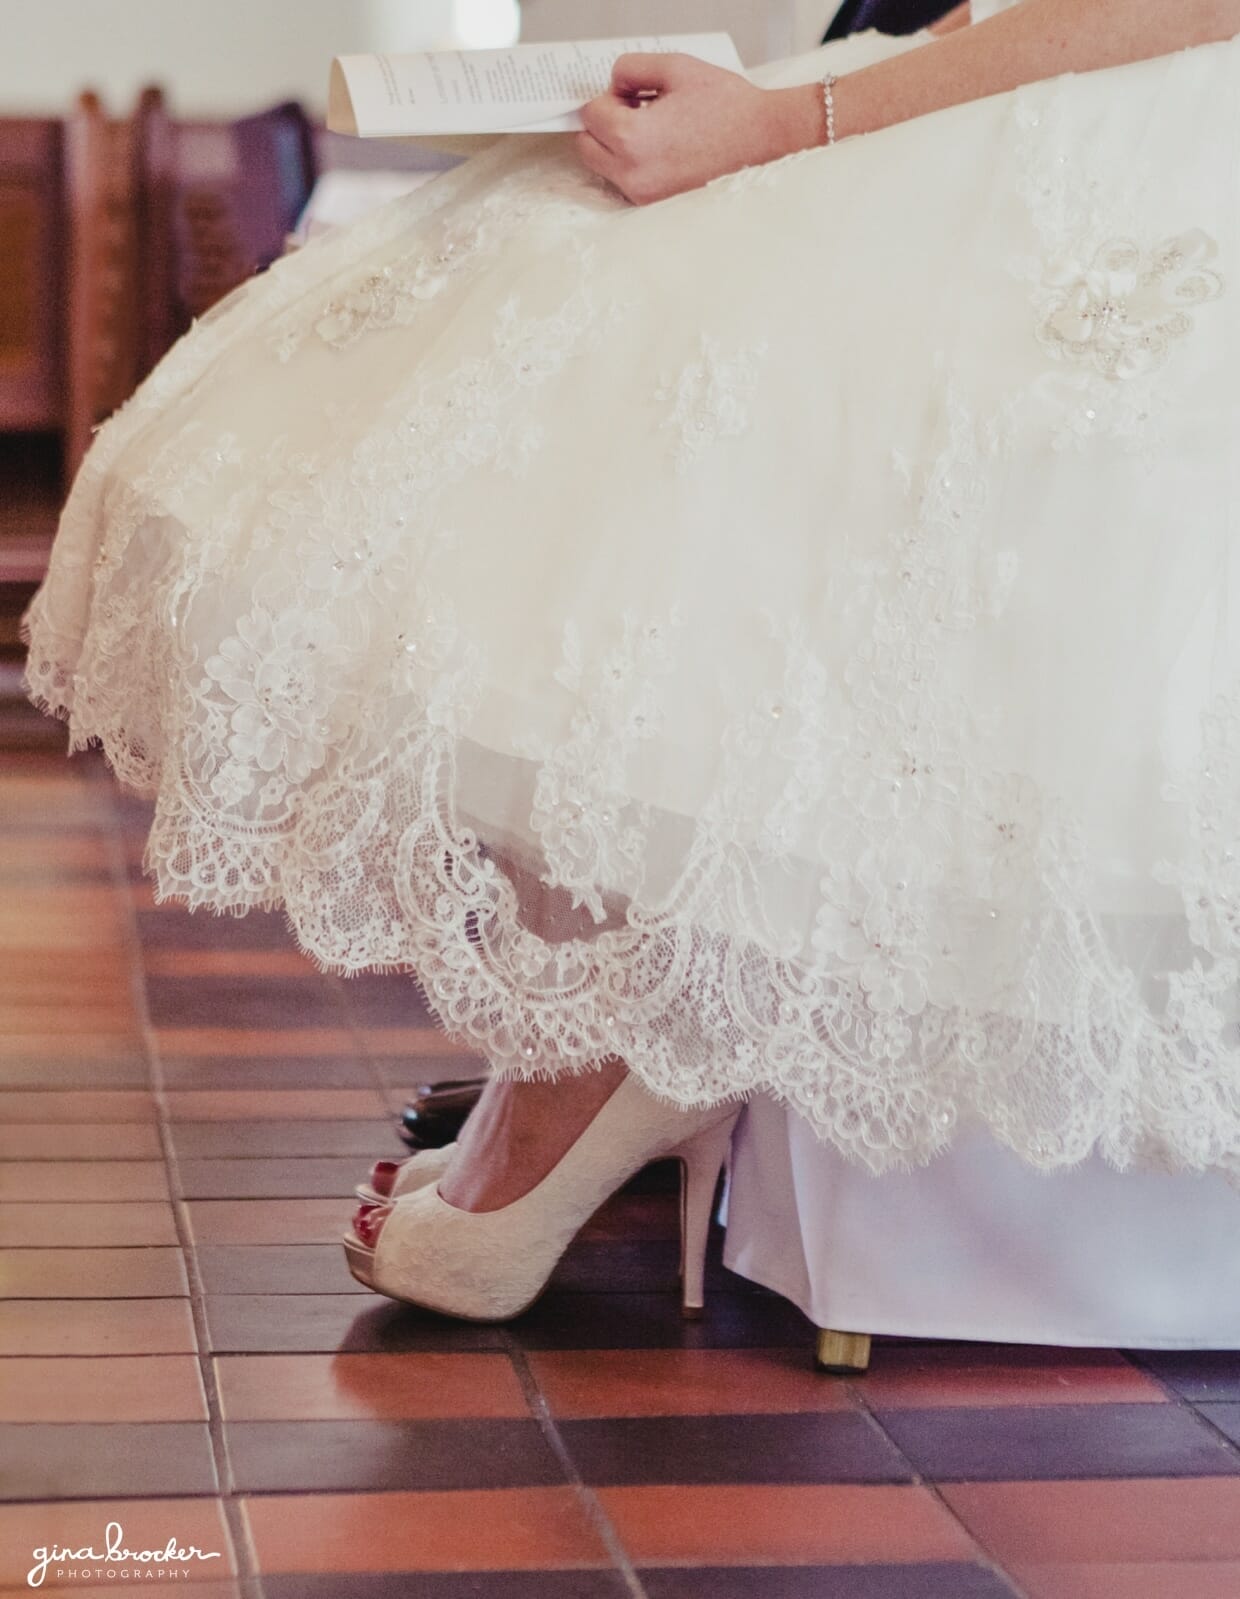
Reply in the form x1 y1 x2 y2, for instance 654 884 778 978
824 0 958 39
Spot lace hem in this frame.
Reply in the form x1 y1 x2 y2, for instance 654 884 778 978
24 682 1240 1182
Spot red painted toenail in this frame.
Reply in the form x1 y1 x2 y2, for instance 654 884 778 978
353 1201 389 1247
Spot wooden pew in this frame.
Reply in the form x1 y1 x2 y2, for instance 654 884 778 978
132 87 317 378
0 90 139 582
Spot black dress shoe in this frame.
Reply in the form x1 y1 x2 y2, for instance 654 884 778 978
398 1076 486 1149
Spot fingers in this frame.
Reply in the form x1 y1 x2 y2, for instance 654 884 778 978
574 129 624 188
610 52 679 97
579 92 631 152
574 129 657 205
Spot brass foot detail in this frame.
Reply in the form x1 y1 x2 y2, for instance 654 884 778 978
815 1328 872 1373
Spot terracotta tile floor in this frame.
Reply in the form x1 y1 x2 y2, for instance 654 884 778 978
3 719 1240 1597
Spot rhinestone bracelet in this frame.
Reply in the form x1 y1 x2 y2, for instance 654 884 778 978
822 72 838 146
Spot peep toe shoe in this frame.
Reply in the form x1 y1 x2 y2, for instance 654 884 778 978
355 1143 457 1205
343 1075 741 1322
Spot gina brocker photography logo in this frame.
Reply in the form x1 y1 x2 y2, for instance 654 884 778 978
27 1521 224 1588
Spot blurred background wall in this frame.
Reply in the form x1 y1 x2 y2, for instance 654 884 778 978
0 0 826 117
0 0 516 116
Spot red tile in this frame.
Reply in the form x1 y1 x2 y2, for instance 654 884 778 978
0 1299 196 1355
187 1199 351 1245
165 1091 385 1121
0 1499 232 1588
244 1488 611 1572
530 1349 855 1418
0 831 110 880
597 1484 977 1566
365 1031 477 1059
0 1033 139 1060
0 886 130 954
0 1124 162 1160
215 1353 531 1420
157 1029 354 1057
0 1247 187 1298
0 1092 156 1123
1014 1563 1240 1599
0 1161 169 1202
941 1479 1240 1565
0 1202 177 1247
143 950 319 977
0 1355 207 1421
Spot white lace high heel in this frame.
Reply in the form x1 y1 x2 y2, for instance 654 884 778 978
343 1075 740 1322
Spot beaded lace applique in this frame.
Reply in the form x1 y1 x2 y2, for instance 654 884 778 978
1038 231 1223 381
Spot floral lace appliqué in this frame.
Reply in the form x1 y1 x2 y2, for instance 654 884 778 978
658 334 768 471
1039 230 1224 381
522 612 680 923
1012 87 1225 451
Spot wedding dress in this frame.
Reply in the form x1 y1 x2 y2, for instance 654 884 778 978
23 24 1240 1179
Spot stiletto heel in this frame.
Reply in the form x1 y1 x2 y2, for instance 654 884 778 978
342 1075 742 1322
675 1116 734 1319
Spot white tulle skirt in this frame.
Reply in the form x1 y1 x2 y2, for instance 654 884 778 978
23 30 1240 1177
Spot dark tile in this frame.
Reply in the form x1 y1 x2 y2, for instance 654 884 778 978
550 1237 757 1297
552 1240 679 1295
198 1245 367 1296
1199 1404 1240 1449
203 1294 508 1353
0 1056 150 1088
512 1291 812 1351
171 1119 398 1159
259 1573 626 1599
561 1413 910 1486
372 1056 489 1091
163 1059 375 1090
642 1567 1018 1599
111 789 156 831
876 1403 1240 1481
0 1422 217 1499
336 970 433 1027
136 907 297 950
144 974 347 1030
855 1344 1165 1408
1134 1351 1240 1402
180 1158 369 1199
225 1418 565 1492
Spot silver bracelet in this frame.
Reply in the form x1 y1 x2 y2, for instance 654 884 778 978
822 72 838 146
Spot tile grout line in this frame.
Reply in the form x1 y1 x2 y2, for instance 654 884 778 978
1121 1351 1240 1469
505 1337 651 1599
843 1377 1033 1599
95 767 266 1599
324 967 400 1119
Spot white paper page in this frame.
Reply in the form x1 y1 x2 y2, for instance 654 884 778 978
329 34 744 138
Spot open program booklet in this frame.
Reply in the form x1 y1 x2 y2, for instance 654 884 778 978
328 35 744 139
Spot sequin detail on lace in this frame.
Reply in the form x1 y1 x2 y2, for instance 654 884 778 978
1012 87 1226 450
1038 231 1223 381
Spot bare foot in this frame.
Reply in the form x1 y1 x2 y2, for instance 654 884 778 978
437 1055 628 1213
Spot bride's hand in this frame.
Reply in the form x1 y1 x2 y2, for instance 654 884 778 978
577 54 823 205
